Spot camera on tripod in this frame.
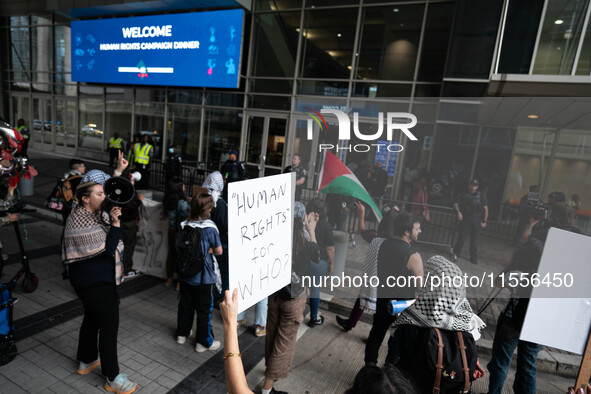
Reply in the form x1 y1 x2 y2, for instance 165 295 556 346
526 192 548 223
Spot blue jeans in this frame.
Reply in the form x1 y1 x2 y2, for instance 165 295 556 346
308 259 328 319
487 315 542 394
237 297 268 327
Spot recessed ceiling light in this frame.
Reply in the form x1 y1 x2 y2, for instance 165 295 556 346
393 8 399 12
337 33 342 37
555 19 564 24
528 114 539 119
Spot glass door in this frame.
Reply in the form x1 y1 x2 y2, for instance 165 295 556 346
244 113 288 178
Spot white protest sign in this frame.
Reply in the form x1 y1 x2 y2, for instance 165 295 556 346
520 228 591 354
228 172 294 314
134 198 169 279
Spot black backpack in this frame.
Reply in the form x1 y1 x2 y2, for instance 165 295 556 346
174 226 206 278
393 325 479 394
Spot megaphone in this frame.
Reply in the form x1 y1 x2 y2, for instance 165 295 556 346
104 176 135 206
130 171 141 183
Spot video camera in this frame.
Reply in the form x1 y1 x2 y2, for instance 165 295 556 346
526 192 548 223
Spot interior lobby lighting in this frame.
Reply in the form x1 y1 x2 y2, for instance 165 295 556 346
337 33 342 37
528 114 539 119
555 19 564 24
393 8 399 12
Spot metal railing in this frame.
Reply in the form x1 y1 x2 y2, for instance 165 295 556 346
148 160 210 197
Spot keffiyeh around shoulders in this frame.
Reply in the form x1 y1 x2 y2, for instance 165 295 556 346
393 255 485 340
62 205 125 284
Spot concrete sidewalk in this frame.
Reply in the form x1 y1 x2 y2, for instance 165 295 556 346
0 148 583 393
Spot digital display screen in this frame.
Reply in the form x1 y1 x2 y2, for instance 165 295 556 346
71 9 244 88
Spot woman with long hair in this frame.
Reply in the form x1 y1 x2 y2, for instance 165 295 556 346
175 193 223 352
163 178 189 288
62 182 137 394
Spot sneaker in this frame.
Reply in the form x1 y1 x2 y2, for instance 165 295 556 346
124 269 141 279
77 359 100 375
308 316 324 327
176 329 193 344
255 326 266 337
237 319 246 327
336 316 351 332
195 340 221 353
104 373 138 394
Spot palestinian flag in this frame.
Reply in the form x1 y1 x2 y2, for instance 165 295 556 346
317 151 382 220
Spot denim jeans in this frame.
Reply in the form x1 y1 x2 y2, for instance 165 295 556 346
308 259 328 319
487 315 542 394
237 297 268 327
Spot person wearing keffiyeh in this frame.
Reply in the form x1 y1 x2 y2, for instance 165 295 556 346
62 182 138 394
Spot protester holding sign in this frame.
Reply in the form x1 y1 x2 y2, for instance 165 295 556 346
262 202 319 394
175 194 223 353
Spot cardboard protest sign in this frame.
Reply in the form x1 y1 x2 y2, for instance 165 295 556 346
520 228 591 354
134 198 169 279
228 172 294 313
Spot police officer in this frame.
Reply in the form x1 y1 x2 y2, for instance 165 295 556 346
133 134 153 190
450 179 488 264
108 133 123 167
283 154 307 201
16 119 30 157
220 148 246 201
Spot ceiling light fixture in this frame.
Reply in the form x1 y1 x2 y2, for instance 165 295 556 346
528 114 539 119
337 33 342 37
555 19 564 24
393 8 399 12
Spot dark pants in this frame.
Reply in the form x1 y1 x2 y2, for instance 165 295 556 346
487 314 542 394
135 165 150 190
166 229 177 279
364 298 397 364
75 282 120 381
120 220 137 274
177 281 215 347
453 214 481 262
346 297 364 328
21 139 29 157
214 244 229 298
109 148 121 167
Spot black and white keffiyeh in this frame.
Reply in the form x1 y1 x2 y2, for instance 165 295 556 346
393 255 485 340
358 237 385 312
202 171 224 207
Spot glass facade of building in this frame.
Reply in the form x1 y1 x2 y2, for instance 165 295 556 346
1 0 591 219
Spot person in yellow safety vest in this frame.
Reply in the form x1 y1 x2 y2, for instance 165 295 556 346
133 134 153 189
108 133 124 167
16 118 30 157
127 134 140 166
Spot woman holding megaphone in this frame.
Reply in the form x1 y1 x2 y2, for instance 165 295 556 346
62 181 138 394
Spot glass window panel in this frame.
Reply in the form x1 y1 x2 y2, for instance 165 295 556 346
441 82 488 97
575 20 591 74
298 80 349 96
255 0 302 11
55 25 71 74
439 101 480 123
202 108 242 171
497 0 544 74
357 4 424 81
204 92 244 107
10 17 30 82
418 2 454 82
266 118 287 167
352 82 412 97
168 90 202 104
445 0 504 78
252 13 300 77
56 100 77 147
168 104 201 161
429 124 479 205
307 0 359 6
414 84 441 97
135 102 165 160
249 78 293 94
349 99 410 117
247 94 291 110
79 98 104 150
106 100 132 154
300 8 357 79
32 22 53 73
533 0 589 75
135 88 166 102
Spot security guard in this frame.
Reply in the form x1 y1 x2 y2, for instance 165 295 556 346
283 154 307 201
450 179 488 264
16 119 30 157
220 148 246 201
133 134 153 189
108 132 123 167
